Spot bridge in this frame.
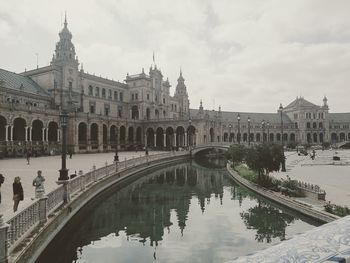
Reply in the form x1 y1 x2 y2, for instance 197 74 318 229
191 142 231 155
334 140 350 148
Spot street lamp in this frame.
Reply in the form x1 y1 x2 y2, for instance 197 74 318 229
248 117 251 146
279 103 286 172
229 124 232 143
188 119 192 147
267 121 270 143
237 114 241 144
261 120 265 143
58 111 69 181
114 128 119 162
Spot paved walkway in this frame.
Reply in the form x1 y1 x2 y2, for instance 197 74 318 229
0 151 163 220
271 149 350 207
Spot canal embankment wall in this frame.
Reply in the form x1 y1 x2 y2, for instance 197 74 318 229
226 163 339 224
9 152 190 263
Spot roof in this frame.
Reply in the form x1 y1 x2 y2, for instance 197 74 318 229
190 109 292 124
328 113 350 123
0 68 51 97
285 97 319 109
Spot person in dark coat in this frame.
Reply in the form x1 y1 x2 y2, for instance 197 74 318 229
0 173 4 204
13 176 24 212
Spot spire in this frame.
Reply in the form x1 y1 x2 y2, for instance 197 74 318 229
64 12 68 28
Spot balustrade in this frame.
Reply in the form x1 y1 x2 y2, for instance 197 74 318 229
1 150 189 257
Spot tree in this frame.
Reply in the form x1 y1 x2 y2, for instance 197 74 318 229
244 144 283 183
226 144 246 166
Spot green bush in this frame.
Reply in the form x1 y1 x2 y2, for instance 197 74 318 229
234 164 257 183
324 203 350 217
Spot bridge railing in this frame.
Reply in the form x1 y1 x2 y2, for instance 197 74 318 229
1 150 189 258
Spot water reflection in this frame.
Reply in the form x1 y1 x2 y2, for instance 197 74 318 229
38 159 319 263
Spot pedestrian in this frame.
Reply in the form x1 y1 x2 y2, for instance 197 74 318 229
13 176 23 212
69 149 73 159
0 173 4 204
32 170 45 198
26 150 31 165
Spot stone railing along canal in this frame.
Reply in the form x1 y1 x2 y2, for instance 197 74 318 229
0 151 189 263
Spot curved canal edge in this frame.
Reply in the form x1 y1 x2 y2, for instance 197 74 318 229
226 163 338 224
8 152 190 263
226 163 350 262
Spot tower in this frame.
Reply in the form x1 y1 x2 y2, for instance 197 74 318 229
174 69 189 119
51 14 80 111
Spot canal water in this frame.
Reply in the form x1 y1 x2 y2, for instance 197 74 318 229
38 156 321 263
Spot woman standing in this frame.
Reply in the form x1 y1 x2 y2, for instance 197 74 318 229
13 177 24 212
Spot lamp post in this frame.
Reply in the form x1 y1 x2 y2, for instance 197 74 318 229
188 119 192 155
267 121 270 143
237 114 241 144
248 117 251 146
114 128 119 162
279 104 286 172
58 111 69 181
261 120 265 143
229 124 232 143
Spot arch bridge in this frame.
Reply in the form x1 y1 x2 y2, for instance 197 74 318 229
192 142 231 155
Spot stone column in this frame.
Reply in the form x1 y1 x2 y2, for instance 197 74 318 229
42 128 45 142
163 132 166 148
10 126 13 141
28 127 32 142
154 134 157 147
174 133 177 147
57 129 60 142
5 125 8 142
25 126 28 142
144 134 147 147
195 131 198 146
38 196 48 223
0 215 9 263
185 132 187 146
46 128 49 142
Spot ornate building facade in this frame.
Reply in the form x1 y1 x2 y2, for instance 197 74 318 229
0 18 349 157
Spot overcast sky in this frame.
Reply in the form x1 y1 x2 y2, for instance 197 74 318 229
1 0 350 113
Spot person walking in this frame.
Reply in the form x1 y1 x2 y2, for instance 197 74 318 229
13 177 23 212
26 150 31 165
0 173 4 204
33 170 45 199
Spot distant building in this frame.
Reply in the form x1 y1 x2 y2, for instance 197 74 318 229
0 17 349 157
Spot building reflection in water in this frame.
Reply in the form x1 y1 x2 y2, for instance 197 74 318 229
37 156 320 263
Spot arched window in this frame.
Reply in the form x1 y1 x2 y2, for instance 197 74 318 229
88 85 93 96
319 122 323 128
101 88 106 98
114 91 118 100
313 122 317 129
306 122 311 129
95 87 100 97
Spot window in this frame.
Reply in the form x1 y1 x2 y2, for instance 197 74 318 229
114 91 118 101
294 113 298 120
135 93 138 100
171 104 174 111
155 95 158 102
147 94 150 100
104 104 110 116
88 85 93 96
120 92 123 102
102 88 106 98
313 113 316 119
295 122 298 128
175 105 177 111
118 106 123 118
108 90 112 99
89 101 96 114
319 122 323 128
163 110 166 117
307 122 311 128
95 87 100 97
131 94 134 100
69 81 72 90
163 98 165 104
313 122 317 129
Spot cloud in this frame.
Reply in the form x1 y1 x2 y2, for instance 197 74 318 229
1 0 350 112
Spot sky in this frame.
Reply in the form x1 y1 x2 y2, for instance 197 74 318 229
1 0 350 113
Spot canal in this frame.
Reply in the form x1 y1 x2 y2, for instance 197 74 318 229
37 156 321 263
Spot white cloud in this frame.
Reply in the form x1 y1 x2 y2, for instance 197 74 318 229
1 0 350 112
